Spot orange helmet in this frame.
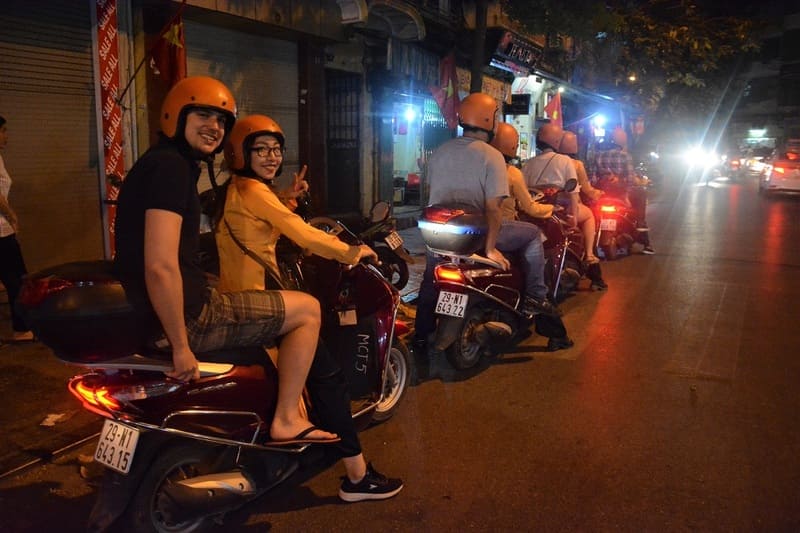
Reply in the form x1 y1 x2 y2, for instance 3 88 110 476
611 127 627 149
490 122 519 158
458 93 499 134
558 131 578 155
224 114 285 174
160 76 237 150
536 122 564 151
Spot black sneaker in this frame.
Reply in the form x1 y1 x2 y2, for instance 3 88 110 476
642 245 655 255
547 336 574 351
522 296 563 318
339 462 404 502
590 278 608 291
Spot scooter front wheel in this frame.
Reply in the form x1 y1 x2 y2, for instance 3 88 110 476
372 338 414 423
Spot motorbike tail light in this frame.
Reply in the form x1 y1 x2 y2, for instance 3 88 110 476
772 166 786 175
69 375 180 415
599 204 617 213
73 380 122 411
423 206 465 224
17 277 73 308
435 264 465 284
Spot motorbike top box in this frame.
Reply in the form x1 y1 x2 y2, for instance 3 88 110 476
17 261 160 363
418 204 487 255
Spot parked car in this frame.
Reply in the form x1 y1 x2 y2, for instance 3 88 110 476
759 148 800 195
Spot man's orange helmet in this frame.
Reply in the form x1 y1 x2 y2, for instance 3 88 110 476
490 122 519 159
224 115 285 173
536 122 564 151
160 76 237 152
458 92 499 134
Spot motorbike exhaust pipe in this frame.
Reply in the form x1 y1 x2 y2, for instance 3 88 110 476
158 470 257 524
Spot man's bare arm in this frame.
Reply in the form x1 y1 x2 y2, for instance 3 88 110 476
144 208 200 381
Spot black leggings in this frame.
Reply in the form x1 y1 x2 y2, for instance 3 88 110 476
306 340 362 458
0 234 29 332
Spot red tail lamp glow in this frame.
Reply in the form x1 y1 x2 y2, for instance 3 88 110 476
423 206 465 224
772 166 786 175
74 380 121 411
599 204 617 213
435 265 465 283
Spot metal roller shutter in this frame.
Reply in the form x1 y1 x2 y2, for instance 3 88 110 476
0 0 102 270
183 20 298 191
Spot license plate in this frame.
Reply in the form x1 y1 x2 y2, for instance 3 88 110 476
435 290 468 317
95 419 140 474
384 230 404 250
600 218 617 231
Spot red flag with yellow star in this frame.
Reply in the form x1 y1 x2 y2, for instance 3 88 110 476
429 52 460 129
150 16 186 88
543 92 563 129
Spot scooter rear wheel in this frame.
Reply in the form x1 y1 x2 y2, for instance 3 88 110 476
119 441 225 533
446 307 485 370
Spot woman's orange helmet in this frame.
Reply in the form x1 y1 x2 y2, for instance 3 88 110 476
558 131 578 156
224 115 285 173
490 122 519 159
160 76 237 151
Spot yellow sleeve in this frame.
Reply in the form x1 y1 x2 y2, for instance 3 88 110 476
509 166 553 219
236 179 360 264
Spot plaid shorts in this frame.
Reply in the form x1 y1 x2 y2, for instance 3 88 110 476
186 288 285 353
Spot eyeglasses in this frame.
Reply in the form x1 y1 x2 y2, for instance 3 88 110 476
251 146 284 158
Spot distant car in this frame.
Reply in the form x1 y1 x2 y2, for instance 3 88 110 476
759 149 800 194
743 146 775 175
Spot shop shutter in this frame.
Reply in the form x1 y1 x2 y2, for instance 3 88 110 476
0 0 102 270
183 20 298 191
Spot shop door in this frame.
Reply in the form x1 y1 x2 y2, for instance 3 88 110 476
325 70 360 212
0 1 102 270
184 20 297 191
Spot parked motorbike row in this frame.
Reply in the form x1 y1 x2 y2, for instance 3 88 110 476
17 215 413 532
417 177 649 370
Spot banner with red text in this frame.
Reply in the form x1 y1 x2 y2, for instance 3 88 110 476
95 0 125 255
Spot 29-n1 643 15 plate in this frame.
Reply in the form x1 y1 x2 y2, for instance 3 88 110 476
95 419 140 474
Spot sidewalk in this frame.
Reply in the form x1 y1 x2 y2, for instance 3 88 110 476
395 214 426 304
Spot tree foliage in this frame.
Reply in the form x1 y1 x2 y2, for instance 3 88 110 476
502 0 760 115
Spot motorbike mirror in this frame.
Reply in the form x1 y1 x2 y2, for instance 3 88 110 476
564 178 578 192
370 201 391 222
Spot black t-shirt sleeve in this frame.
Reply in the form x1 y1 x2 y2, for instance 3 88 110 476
142 152 193 215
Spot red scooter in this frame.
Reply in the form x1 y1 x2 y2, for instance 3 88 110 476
17 222 413 531
591 177 648 259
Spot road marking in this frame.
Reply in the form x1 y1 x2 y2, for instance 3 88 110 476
664 282 745 381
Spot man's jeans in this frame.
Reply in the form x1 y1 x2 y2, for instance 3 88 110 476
496 220 547 302
414 220 546 342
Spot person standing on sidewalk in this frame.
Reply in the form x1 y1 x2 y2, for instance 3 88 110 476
0 115 34 342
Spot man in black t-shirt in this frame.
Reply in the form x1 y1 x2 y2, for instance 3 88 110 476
114 77 337 446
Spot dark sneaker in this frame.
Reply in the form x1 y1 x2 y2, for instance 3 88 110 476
590 278 608 291
522 297 563 318
547 336 574 351
642 245 655 255
339 462 404 502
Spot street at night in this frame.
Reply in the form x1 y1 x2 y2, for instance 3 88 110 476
2 166 799 531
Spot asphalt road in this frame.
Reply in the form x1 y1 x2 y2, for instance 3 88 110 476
1 165 799 531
